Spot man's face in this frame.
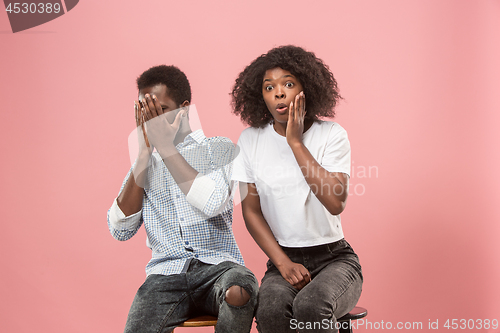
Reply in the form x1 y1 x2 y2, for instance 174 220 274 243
138 84 180 124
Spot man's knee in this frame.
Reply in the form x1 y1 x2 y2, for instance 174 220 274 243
225 285 251 307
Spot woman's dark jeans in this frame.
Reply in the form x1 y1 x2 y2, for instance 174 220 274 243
124 260 258 333
256 239 363 333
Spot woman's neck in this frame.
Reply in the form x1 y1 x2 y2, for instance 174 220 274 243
272 119 314 137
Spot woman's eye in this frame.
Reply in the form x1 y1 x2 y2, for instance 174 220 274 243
265 85 273 91
285 82 294 88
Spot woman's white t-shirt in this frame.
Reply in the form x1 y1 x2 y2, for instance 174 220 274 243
232 121 351 247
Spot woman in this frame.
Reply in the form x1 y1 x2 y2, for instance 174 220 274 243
231 45 363 333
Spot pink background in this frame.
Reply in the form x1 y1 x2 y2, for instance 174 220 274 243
1 1 499 332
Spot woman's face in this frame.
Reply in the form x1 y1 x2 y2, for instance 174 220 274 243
262 67 304 125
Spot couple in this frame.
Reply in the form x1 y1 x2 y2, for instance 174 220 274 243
107 45 363 333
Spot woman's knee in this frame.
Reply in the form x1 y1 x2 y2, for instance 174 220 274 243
256 282 295 322
256 286 295 332
293 290 333 321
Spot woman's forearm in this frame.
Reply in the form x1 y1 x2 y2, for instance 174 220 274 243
240 181 311 289
240 183 290 267
242 205 291 268
290 142 348 215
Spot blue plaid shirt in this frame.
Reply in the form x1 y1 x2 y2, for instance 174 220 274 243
107 130 244 276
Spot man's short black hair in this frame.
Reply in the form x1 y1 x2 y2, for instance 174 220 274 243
137 65 191 106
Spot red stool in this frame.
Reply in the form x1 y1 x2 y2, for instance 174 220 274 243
338 306 368 333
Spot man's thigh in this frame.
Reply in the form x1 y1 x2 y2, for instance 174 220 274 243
124 274 192 333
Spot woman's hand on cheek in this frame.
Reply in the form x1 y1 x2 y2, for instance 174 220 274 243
286 91 306 147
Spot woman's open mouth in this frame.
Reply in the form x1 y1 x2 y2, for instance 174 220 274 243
276 103 288 115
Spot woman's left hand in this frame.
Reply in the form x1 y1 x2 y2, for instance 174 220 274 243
286 91 306 147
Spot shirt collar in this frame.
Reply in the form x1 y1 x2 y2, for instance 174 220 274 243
179 129 206 146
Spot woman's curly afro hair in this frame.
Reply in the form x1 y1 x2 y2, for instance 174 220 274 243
231 45 342 128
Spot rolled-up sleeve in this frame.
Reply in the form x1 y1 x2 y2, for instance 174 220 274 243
186 173 216 211
185 138 236 217
107 167 143 241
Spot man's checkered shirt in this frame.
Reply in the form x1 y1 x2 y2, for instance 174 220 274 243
107 130 244 276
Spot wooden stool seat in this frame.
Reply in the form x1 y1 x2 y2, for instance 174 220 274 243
178 315 218 327
175 306 367 332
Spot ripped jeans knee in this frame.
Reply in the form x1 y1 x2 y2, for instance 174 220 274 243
225 285 251 307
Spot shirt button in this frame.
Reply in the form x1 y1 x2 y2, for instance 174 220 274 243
185 241 189 245
180 217 184 221
195 254 199 258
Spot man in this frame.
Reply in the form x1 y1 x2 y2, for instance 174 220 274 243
107 65 258 333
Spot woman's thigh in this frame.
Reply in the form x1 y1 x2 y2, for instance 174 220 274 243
294 259 363 324
256 267 299 333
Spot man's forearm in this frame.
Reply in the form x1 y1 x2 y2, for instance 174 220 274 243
157 144 199 195
116 152 150 216
158 143 233 217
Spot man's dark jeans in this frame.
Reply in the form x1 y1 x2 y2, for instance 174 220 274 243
124 259 258 333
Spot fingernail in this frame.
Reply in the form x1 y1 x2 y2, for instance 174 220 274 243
152 95 157 100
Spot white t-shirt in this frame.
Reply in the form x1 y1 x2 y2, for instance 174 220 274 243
232 121 351 247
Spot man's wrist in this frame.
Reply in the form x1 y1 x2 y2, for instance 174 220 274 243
137 149 152 162
156 143 178 160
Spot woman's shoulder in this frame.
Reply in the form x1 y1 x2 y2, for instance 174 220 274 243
310 120 348 136
239 124 272 140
